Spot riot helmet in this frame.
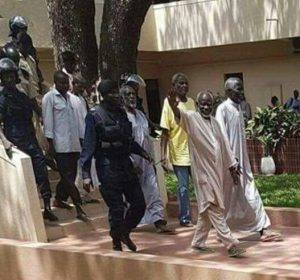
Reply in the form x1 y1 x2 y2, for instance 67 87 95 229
0 58 20 86
126 74 146 88
0 44 20 65
0 58 18 73
9 16 28 36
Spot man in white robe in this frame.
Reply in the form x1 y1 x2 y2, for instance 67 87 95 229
168 89 245 257
120 85 172 233
215 77 281 242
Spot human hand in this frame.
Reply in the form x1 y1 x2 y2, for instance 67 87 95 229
2 139 14 159
142 152 153 163
229 165 241 185
48 142 56 158
161 158 169 173
167 88 178 108
83 178 92 193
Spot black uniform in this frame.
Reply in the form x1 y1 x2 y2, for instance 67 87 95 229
0 87 51 199
80 103 146 240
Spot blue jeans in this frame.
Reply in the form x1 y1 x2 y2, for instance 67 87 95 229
173 165 191 224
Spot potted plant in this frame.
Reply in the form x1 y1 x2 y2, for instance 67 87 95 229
257 133 276 175
246 106 292 175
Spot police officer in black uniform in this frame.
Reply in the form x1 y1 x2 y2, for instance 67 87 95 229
81 80 150 251
0 58 58 221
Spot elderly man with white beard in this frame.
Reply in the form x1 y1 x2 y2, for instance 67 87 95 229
215 77 282 242
120 85 172 233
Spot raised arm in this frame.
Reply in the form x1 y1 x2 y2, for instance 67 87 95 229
167 89 180 120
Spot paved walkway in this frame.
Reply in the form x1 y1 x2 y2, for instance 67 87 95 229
52 221 300 279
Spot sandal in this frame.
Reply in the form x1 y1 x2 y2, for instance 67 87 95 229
192 246 215 253
228 245 246 257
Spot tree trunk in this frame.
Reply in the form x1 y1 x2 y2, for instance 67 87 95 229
45 0 98 84
99 0 152 81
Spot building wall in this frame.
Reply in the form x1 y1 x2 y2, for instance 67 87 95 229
152 0 300 51
155 55 300 112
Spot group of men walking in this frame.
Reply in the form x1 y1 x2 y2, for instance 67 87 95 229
0 15 282 258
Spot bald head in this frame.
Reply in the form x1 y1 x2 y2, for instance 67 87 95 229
196 91 214 104
224 77 244 104
196 91 214 119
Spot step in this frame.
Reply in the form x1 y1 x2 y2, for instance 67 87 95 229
42 199 107 222
45 214 109 241
167 201 300 227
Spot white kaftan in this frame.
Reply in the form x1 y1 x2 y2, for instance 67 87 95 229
179 110 236 213
179 110 239 247
215 98 270 232
126 109 165 224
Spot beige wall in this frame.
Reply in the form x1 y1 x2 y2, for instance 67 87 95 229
0 145 47 243
155 55 300 112
147 0 300 51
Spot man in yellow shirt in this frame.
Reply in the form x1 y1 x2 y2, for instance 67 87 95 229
160 73 196 227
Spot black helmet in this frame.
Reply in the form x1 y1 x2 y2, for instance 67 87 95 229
9 16 28 36
0 58 18 74
0 44 20 65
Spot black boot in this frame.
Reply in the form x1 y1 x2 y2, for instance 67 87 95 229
43 199 58 221
112 239 123 251
75 204 90 222
120 233 137 252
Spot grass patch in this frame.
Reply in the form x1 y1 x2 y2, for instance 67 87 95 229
165 173 300 208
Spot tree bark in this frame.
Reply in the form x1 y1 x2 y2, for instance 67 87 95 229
45 0 98 84
99 0 152 81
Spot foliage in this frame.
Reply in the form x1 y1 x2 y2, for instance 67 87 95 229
246 105 300 156
212 92 226 116
165 172 300 207
255 174 300 207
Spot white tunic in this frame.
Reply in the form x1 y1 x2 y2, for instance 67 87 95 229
126 109 165 224
215 98 270 231
179 110 236 214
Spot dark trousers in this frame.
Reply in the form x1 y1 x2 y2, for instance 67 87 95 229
55 152 81 205
99 177 146 240
21 142 51 200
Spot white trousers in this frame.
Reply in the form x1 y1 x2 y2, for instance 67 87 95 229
192 204 239 249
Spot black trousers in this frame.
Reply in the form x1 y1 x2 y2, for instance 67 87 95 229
20 141 51 200
55 152 81 205
99 176 146 240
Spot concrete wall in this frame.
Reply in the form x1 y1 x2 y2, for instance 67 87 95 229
151 0 300 51
0 145 47 243
156 54 300 112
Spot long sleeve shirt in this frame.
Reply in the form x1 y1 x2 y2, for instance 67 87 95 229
42 89 81 153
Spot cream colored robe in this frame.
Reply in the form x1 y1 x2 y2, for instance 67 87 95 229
127 109 165 224
179 110 236 213
215 98 270 231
